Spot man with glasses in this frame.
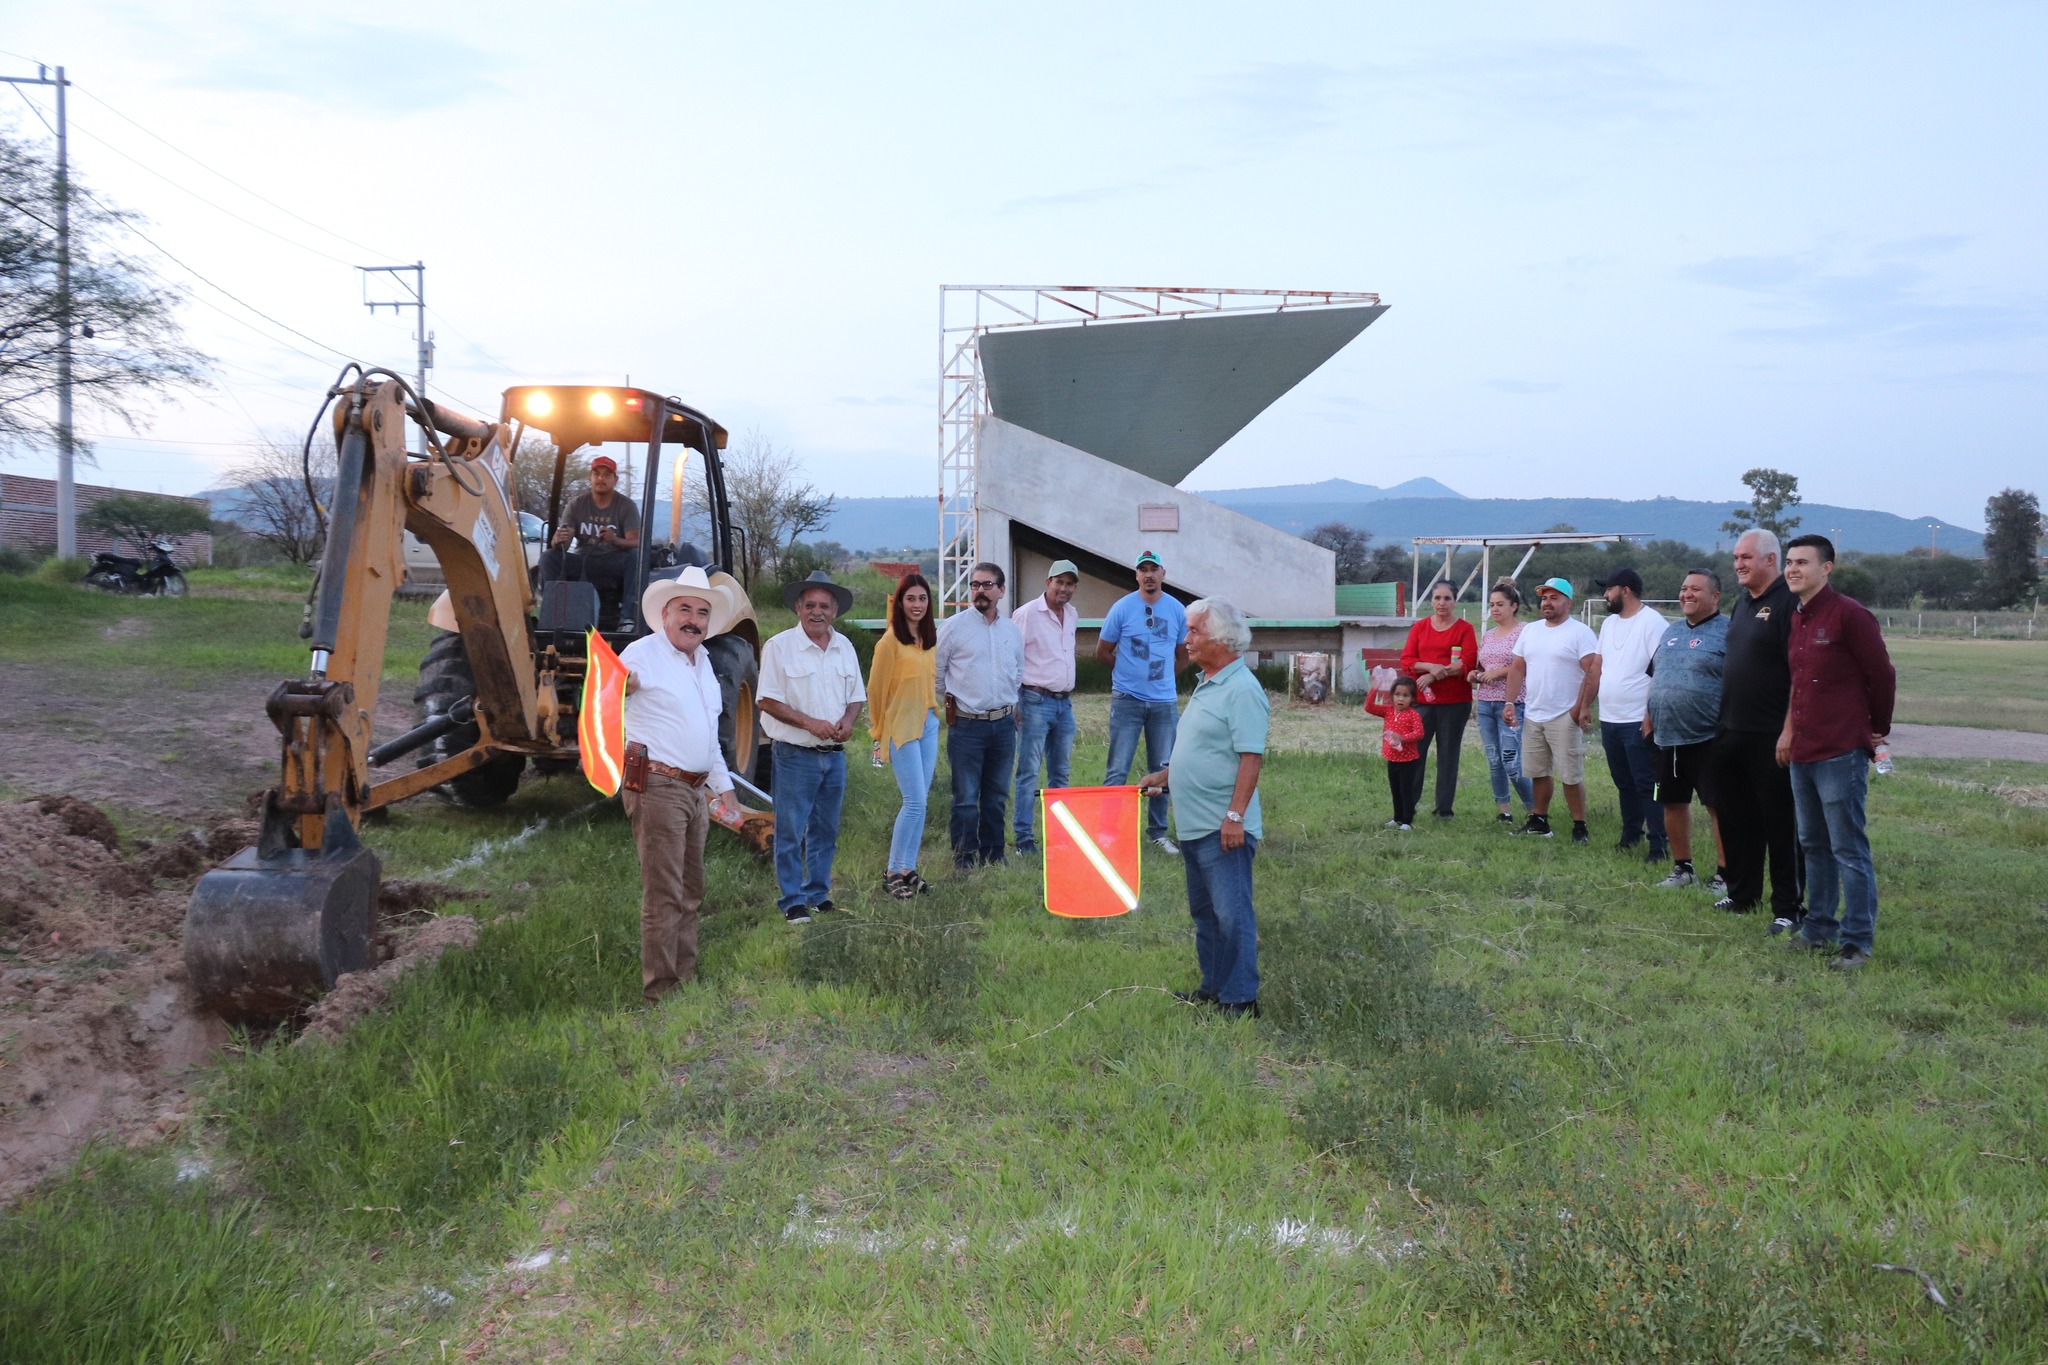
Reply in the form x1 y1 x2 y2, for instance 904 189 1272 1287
1097 550 1190 854
935 561 1025 869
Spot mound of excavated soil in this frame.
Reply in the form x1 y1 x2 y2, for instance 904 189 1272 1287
0 799 482 1205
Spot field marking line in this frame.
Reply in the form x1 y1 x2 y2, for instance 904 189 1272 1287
423 798 605 880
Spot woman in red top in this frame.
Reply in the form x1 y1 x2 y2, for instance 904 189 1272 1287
1398 581 1480 819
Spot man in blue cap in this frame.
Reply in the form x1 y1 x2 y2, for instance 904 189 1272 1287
1502 578 1602 842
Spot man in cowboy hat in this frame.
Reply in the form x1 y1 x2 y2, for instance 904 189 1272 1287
620 567 743 1001
545 450 640 628
758 570 867 924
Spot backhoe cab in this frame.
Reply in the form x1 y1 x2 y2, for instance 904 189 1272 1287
184 373 771 1022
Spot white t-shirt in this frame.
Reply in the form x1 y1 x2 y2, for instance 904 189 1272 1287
1512 616 1601 723
1595 607 1669 724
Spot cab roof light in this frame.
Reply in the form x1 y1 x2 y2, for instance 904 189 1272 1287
525 391 553 417
589 392 615 416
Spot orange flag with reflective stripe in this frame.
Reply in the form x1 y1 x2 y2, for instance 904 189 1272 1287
1040 785 1142 918
579 628 628 795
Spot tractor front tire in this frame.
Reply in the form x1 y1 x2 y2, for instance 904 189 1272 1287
704 632 767 792
413 631 526 807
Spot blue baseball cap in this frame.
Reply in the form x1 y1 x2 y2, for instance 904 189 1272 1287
1538 577 1575 600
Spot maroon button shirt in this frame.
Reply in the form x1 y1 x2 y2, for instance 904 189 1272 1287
1786 585 1896 764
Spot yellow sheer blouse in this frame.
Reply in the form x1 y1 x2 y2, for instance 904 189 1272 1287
865 629 938 758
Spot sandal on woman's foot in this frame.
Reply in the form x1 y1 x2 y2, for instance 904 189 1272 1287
906 871 933 896
885 872 917 900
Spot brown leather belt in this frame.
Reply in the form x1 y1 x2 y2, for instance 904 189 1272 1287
647 760 708 786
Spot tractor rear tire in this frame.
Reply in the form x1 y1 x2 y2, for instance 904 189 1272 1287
414 631 526 807
704 632 767 792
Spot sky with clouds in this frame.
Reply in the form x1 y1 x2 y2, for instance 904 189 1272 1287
4 2 2041 528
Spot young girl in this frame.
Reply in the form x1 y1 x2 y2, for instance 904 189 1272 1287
1365 675 1427 829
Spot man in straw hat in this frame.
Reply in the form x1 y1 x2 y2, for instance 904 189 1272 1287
621 567 743 1001
758 570 867 924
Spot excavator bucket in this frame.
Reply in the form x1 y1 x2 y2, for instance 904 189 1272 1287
184 804 380 1023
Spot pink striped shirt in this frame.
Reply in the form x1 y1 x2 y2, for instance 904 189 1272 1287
1014 593 1078 692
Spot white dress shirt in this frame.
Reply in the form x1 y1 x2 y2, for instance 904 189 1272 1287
1014 593 1078 692
619 633 733 793
933 608 1024 713
757 626 866 747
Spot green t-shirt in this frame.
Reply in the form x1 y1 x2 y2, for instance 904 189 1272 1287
1167 657 1269 840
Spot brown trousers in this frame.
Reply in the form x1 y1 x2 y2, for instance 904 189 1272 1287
623 772 709 1002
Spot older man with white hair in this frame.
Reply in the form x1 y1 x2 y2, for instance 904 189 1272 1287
1139 599 1268 1019
1710 528 1804 929
620 568 744 1001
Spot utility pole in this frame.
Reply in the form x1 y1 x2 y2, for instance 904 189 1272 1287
2 64 75 556
358 262 432 454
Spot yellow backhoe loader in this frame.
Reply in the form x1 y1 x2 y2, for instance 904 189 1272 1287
184 367 774 1021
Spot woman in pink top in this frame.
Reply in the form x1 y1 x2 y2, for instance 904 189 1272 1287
1467 579 1535 824
1398 581 1480 819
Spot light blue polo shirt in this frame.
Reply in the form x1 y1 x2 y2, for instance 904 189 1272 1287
1168 656 1269 840
1100 591 1188 701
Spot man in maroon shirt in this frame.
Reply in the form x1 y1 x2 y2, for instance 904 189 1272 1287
1777 535 1896 971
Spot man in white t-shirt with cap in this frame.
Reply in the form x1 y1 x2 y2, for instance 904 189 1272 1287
1503 577 1602 843
620 567 742 1001
1594 567 1669 862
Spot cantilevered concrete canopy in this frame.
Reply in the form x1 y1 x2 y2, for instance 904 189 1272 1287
977 304 1388 486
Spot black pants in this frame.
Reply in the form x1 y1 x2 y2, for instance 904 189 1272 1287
1412 701 1472 816
1710 729 1803 915
1387 760 1425 825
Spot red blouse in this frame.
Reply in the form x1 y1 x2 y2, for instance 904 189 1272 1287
1364 693 1427 762
1399 616 1480 705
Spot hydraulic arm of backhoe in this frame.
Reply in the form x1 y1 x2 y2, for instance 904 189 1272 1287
185 374 545 1020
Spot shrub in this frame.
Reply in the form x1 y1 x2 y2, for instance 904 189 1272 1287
31 555 91 587
794 894 980 1036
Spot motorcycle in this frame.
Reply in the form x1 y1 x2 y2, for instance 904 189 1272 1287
83 540 188 597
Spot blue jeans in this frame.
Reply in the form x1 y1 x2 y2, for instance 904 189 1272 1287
948 715 1018 867
1474 700 1534 812
1011 689 1077 849
771 743 845 913
1105 693 1178 840
1601 720 1664 852
1183 831 1259 1005
887 712 940 874
1791 752 1877 952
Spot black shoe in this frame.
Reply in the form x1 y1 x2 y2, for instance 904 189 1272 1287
1174 989 1219 1006
1646 847 1669 865
1433 810 1455 820
1015 840 1038 855
1828 945 1871 971
1768 916 1795 936
783 905 812 925
1216 1000 1261 1019
1497 812 1515 826
1714 897 1757 914
810 899 837 915
1571 822 1590 845
1514 814 1552 838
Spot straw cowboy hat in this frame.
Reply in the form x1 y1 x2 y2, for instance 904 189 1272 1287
781 569 854 616
643 565 739 638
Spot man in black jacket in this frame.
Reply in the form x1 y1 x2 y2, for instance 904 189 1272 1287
1709 528 1803 929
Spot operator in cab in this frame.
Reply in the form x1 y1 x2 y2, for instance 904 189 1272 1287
545 451 640 627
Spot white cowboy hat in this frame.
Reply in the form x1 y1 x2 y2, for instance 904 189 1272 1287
643 565 738 638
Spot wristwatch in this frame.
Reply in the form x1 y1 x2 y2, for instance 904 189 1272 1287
1224 811 1244 824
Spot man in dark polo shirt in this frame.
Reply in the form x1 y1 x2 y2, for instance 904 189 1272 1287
544 453 640 628
1709 528 1803 929
1779 535 1895 970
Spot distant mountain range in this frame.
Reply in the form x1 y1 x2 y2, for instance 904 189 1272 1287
809 482 1983 558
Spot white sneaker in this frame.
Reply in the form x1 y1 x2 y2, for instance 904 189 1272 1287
1397 823 1413 832
1153 836 1180 856
1384 819 1401 829
1655 868 1698 889
1706 875 1728 897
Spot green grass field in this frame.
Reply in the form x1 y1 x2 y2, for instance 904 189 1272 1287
1887 638 2048 734
4 577 2048 1361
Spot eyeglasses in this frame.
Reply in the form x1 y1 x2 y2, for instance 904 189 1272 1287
969 579 998 590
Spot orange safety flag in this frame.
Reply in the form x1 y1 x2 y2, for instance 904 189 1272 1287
1040 785 1142 918
578 628 629 796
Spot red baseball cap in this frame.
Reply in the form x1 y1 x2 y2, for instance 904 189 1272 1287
588 454 618 472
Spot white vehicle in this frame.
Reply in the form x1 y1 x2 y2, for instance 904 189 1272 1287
403 510 545 588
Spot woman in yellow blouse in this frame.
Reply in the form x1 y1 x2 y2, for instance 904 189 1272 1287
867 572 940 898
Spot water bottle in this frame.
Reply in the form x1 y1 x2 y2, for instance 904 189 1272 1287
1450 644 1464 687
871 741 886 769
1873 742 1893 776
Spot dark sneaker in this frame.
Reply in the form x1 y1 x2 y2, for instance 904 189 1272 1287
811 899 838 915
1015 840 1039 855
1215 1000 1261 1020
1768 916 1795 936
783 906 812 925
1706 875 1729 897
1655 867 1698 889
1515 814 1552 838
1714 897 1756 914
1497 812 1515 826
1646 848 1669 864
1174 988 1219 1006
1571 822 1590 845
1828 945 1871 971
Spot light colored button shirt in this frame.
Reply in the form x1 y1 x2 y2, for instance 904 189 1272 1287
933 608 1024 714
618 633 733 794
1168 656 1269 841
758 626 866 747
1596 606 1668 724
1014 593 1078 692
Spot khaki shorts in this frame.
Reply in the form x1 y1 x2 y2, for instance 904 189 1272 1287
1521 714 1585 784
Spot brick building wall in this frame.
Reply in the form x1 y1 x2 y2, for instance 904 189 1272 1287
0 474 213 566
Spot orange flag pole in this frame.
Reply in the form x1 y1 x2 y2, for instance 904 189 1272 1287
578 628 628 795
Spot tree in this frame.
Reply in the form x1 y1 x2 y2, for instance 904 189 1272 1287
0 121 208 456
1305 521 1375 583
1723 468 1803 540
83 491 210 554
222 432 334 565
701 431 834 587
1979 488 2042 609
509 436 586 521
